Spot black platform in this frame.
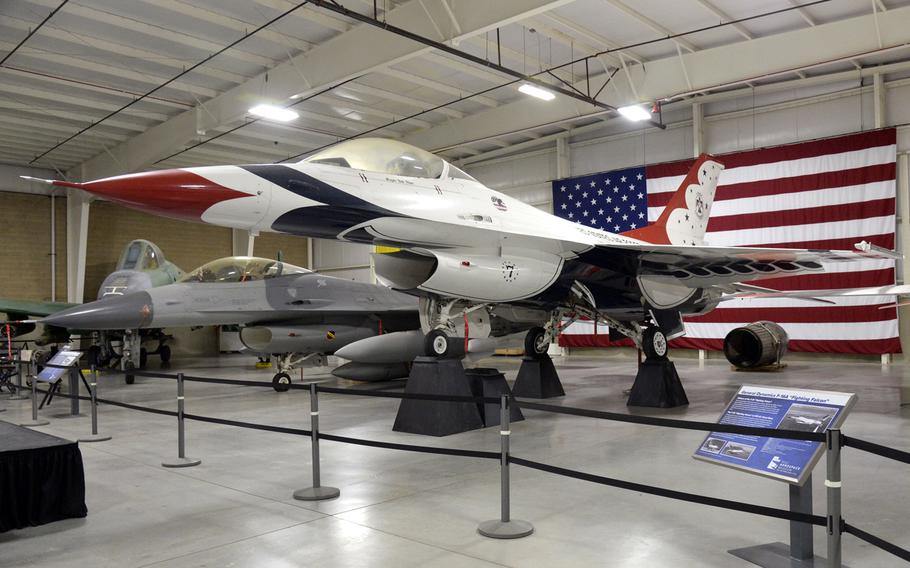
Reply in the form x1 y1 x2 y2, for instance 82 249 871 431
0 421 87 532
511 356 565 399
627 359 689 408
465 368 523 427
393 357 484 437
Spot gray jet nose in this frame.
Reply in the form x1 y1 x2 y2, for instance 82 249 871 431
42 291 154 330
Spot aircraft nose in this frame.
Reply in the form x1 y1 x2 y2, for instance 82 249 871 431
81 169 249 222
42 292 154 330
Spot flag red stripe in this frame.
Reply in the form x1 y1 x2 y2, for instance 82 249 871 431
687 304 897 324
741 233 894 251
746 267 894 290
559 335 901 355
706 197 894 232
647 163 895 208
645 129 896 179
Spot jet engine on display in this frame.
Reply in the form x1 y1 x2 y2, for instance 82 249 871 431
26 138 910 373
723 321 789 370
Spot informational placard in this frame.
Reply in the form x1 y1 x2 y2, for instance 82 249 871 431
36 350 82 383
693 385 855 485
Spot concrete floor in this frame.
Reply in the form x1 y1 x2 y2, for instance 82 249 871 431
1 353 909 567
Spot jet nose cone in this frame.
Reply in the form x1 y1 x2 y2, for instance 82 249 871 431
82 169 249 222
42 292 154 330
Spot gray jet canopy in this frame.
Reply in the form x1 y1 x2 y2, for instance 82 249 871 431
180 257 310 284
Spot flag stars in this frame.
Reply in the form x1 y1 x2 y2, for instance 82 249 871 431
560 203 567 210
590 198 597 205
614 206 620 213
638 212 645 219
614 225 620 231
597 189 603 196
590 218 598 225
576 201 582 207
605 178 611 185
606 216 612 223
575 183 580 190
631 223 637 229
598 209 604 215
613 187 619 193
560 186 566 192
568 193 574 200
636 173 643 180
622 214 628 221
630 204 636 211
582 191 588 198
589 180 596 188
606 196 612 203
620 176 627 183
637 192 643 199
568 212 574 218
629 183 635 191
621 194 628 202
583 210 589 217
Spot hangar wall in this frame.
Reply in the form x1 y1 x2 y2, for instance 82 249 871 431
0 190 66 302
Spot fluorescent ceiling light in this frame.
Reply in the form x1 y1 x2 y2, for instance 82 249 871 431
617 104 651 122
249 104 299 122
518 83 555 101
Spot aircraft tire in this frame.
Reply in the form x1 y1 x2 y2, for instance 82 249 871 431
642 327 669 361
159 344 172 363
425 329 452 358
272 372 291 392
524 326 549 359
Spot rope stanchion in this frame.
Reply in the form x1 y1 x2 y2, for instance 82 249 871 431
78 365 111 443
827 429 843 567
843 522 910 562
842 434 910 465
509 456 826 526
478 395 533 539
162 372 201 468
294 383 340 501
19 369 48 427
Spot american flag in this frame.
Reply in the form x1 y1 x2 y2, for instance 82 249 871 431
552 166 648 233
553 129 899 355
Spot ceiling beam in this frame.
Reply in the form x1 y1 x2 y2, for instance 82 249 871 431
787 0 817 26
72 0 570 179
691 0 753 40
404 5 910 153
603 0 698 52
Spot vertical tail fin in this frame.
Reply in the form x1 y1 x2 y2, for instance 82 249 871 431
622 154 724 245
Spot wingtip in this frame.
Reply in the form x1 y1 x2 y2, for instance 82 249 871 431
19 175 83 189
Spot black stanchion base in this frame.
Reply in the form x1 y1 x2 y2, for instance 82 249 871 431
293 486 340 501
464 368 523 427
477 519 534 539
627 359 688 408
729 542 848 567
511 356 565 399
393 357 484 437
162 457 201 468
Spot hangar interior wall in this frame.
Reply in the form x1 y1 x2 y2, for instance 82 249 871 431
0 190 66 302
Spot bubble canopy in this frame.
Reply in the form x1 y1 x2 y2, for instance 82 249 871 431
302 138 477 182
180 257 309 283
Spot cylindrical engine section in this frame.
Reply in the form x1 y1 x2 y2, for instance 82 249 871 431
240 325 375 354
723 321 789 369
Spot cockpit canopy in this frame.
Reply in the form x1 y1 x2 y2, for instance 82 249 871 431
116 239 164 271
302 138 477 182
180 257 310 284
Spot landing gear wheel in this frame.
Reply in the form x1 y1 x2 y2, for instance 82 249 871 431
642 327 668 361
524 326 549 359
159 344 172 364
124 361 136 385
425 329 452 358
272 372 291 392
139 347 148 369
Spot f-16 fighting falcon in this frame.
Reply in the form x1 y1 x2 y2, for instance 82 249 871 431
24 138 910 361
42 256 421 389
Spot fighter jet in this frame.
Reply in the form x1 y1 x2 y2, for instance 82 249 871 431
24 138 910 360
42 256 421 389
0 239 182 372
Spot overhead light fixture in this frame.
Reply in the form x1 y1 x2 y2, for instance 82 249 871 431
617 104 652 122
518 83 555 101
249 104 299 122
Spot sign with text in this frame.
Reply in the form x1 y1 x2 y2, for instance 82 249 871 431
693 385 855 485
35 350 82 383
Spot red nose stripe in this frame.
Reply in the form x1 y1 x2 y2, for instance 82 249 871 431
82 169 250 222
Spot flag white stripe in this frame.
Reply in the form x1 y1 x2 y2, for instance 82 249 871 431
716 295 897 308
704 215 894 246
647 145 897 195
562 320 899 340
648 180 895 222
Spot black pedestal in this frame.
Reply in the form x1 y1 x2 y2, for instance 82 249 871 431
393 357 484 437
627 359 689 408
465 368 523 427
511 356 565 399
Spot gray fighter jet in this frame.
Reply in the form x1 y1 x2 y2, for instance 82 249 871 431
42 256 420 389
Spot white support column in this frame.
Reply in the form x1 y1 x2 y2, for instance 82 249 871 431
897 153 909 358
231 229 255 257
556 134 570 179
306 238 314 271
65 190 90 303
693 102 705 156
873 72 886 129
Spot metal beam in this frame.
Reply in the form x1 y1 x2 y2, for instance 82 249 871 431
692 0 753 40
404 6 910 153
788 0 817 26
604 0 698 52
71 0 570 180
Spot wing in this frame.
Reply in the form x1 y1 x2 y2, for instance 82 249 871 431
0 299 78 319
592 240 899 289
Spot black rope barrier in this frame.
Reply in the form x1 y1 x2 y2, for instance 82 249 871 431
184 413 311 437
314 384 501 404
844 522 910 562
842 435 910 465
509 456 825 526
516 400 825 442
317 431 500 460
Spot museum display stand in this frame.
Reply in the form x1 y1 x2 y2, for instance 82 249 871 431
627 357 688 408
393 357 484 436
511 355 565 399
